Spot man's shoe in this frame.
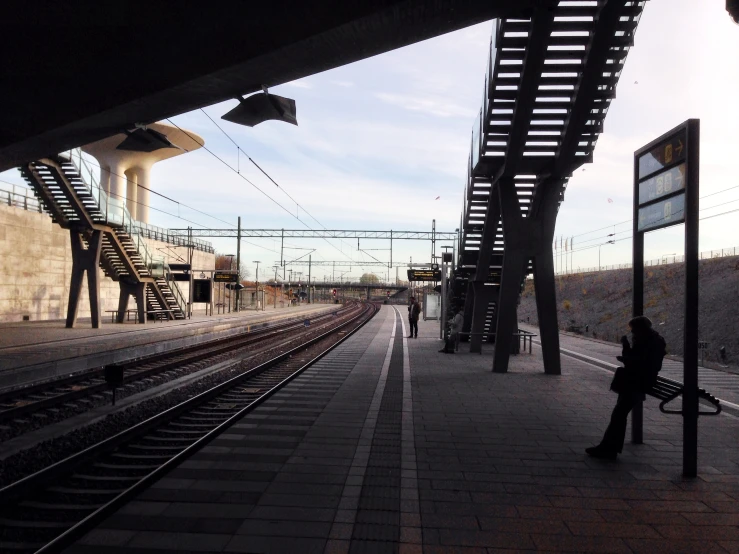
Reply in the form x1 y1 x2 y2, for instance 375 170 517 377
407 335 413 339
585 446 617 460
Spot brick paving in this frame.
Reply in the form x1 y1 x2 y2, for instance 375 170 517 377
63 306 739 553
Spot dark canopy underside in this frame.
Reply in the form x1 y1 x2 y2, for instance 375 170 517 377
0 0 553 170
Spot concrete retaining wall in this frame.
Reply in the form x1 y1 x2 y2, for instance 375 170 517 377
0 204 214 322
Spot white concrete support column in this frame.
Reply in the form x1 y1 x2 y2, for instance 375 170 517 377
99 164 111 194
108 163 126 205
82 122 203 225
134 166 151 223
124 168 138 220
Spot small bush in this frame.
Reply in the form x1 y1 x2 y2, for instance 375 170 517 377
563 300 572 311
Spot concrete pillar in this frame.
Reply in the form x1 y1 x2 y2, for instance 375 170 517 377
134 166 151 223
100 164 111 194
125 168 138 220
108 163 126 204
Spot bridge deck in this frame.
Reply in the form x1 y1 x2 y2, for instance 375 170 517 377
65 306 739 554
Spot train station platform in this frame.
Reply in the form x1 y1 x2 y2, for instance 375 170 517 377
0 304 337 391
65 306 739 554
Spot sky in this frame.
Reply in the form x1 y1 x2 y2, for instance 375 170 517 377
2 0 738 282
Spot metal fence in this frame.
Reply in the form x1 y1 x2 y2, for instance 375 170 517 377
0 183 45 213
1 181 214 254
556 246 739 276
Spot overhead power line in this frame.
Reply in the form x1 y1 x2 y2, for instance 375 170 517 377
166 116 359 265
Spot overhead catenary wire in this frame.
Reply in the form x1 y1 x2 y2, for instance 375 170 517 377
564 207 739 258
166 116 364 266
196 109 364 263
567 183 739 241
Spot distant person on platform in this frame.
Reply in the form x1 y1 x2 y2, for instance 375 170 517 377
586 316 666 460
407 297 420 339
439 309 464 353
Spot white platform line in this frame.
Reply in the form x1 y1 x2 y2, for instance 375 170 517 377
325 308 396 552
394 306 422 548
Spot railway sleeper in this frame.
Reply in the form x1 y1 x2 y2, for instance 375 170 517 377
138 435 197 444
128 440 192 452
110 451 172 460
20 500 101 511
48 486 123 496
73 473 140 482
0 518 69 529
155 427 207 436
93 462 160 472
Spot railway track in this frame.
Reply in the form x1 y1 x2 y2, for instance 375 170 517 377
0 305 353 439
0 301 377 553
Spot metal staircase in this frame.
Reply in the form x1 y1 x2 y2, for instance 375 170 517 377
20 149 187 324
453 1 645 370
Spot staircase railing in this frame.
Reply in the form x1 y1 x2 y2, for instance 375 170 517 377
60 148 167 277
166 267 188 315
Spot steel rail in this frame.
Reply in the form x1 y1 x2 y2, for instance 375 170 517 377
0 303 377 554
0 305 350 423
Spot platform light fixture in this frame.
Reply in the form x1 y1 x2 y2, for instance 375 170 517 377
221 87 298 127
116 127 181 152
728 0 739 24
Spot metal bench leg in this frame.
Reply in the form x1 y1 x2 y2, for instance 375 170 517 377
631 399 643 444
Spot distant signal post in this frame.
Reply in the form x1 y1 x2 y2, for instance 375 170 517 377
632 119 700 477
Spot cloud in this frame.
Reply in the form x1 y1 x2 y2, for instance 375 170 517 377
331 80 354 88
284 79 313 89
374 92 476 118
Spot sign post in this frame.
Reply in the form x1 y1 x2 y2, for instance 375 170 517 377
633 119 699 477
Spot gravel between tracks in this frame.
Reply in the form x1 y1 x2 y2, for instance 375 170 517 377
0 312 345 443
0 309 368 489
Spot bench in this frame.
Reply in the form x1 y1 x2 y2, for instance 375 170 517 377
105 309 141 323
457 330 536 354
647 376 721 416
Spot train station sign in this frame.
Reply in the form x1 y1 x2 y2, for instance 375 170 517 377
636 129 689 233
637 127 686 180
407 269 441 282
213 271 238 283
637 193 685 232
632 119 700 477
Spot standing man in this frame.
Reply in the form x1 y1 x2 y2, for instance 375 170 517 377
408 296 420 339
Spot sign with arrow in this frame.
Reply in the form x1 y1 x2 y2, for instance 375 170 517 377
637 129 686 180
632 119 700 477
638 163 686 205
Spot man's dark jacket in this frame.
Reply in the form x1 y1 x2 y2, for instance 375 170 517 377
408 302 420 322
619 329 667 393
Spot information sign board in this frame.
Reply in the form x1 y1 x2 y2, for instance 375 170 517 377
407 269 441 282
637 193 685 232
638 163 686 205
632 119 699 478
637 129 686 179
213 272 238 283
